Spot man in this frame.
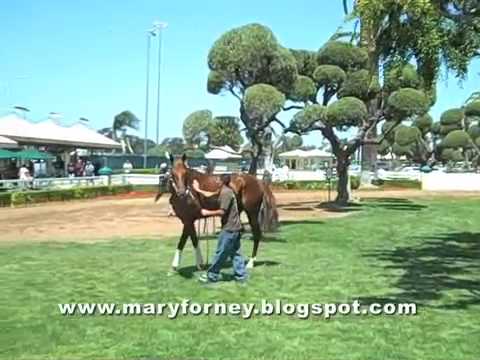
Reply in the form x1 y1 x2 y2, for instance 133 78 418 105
192 174 247 283
123 160 133 174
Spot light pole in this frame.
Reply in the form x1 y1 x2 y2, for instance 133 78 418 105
143 27 156 168
154 21 168 145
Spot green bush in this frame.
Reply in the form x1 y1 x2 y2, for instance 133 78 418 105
11 192 30 207
0 192 11 206
0 185 134 207
372 179 421 189
350 176 360 190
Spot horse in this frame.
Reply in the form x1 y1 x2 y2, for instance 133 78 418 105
156 154 278 271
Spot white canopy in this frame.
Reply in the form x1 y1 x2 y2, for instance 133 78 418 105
0 114 121 149
205 145 241 160
0 135 18 148
279 148 332 158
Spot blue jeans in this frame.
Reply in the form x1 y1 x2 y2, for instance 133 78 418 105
207 230 247 282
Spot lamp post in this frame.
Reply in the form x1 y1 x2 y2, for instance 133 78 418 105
143 27 156 168
154 21 167 145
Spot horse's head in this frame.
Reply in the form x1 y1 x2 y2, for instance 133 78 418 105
169 153 190 197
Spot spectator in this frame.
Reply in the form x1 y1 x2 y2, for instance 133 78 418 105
85 161 95 177
75 159 84 177
67 162 75 177
123 159 133 174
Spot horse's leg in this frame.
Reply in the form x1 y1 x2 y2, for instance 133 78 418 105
246 208 262 269
171 223 189 271
188 222 205 270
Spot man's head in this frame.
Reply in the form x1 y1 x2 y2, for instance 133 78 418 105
221 174 231 187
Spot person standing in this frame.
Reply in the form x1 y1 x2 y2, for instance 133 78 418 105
123 159 133 174
192 175 247 283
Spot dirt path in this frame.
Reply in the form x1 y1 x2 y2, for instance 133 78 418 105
0 189 477 243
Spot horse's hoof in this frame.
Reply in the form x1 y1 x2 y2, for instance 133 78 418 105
246 259 255 269
197 264 206 271
171 266 178 272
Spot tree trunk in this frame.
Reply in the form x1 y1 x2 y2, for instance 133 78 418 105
249 155 259 175
336 156 351 205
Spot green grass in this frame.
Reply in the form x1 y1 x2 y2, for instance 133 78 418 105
1 197 480 359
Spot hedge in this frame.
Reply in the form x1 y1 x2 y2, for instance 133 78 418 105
1 185 133 207
113 168 160 175
371 179 421 189
272 176 360 191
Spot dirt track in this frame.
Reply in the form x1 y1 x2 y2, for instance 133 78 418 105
0 189 477 243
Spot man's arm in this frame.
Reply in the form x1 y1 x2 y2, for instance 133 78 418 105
200 208 225 217
192 179 219 198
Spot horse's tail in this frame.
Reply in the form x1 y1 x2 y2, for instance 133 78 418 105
258 182 279 232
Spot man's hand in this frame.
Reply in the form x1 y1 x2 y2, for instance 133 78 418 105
200 209 209 217
192 179 201 192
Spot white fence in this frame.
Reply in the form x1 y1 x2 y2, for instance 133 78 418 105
422 172 480 191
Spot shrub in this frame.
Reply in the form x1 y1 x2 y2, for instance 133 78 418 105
326 97 368 127
387 88 429 119
350 176 360 190
0 185 134 207
440 108 464 125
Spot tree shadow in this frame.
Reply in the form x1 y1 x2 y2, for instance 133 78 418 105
280 219 325 226
177 260 281 279
316 202 363 213
361 198 428 211
277 201 320 209
357 232 480 310
315 198 427 213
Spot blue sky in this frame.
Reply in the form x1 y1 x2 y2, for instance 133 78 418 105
0 0 478 145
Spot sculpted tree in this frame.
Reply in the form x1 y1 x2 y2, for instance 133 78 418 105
380 97 480 170
288 43 431 203
206 24 303 174
342 0 480 171
182 110 243 151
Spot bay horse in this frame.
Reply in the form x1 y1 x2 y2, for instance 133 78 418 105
156 154 278 271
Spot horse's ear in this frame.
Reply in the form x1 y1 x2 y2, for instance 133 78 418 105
181 153 187 163
168 152 174 165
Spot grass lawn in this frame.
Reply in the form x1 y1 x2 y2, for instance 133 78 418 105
1 197 479 360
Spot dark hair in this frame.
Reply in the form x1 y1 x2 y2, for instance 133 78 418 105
221 174 231 186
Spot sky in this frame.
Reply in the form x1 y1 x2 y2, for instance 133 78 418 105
0 0 479 146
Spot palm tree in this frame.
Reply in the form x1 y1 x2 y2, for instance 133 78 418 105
99 111 140 154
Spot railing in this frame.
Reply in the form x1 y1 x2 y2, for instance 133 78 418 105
0 176 114 191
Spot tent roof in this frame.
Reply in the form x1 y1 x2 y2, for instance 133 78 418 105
0 114 121 149
14 149 55 160
0 148 16 159
278 148 333 158
205 145 241 160
278 149 308 158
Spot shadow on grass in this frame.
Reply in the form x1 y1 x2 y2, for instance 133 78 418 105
358 232 480 310
177 260 281 280
280 219 325 226
317 198 427 213
361 198 428 211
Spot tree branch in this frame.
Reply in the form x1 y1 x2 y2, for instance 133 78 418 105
283 105 304 111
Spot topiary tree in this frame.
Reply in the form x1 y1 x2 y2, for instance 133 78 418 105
182 110 244 152
287 41 432 204
381 95 480 171
204 23 301 174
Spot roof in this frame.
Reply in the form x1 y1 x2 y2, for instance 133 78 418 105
278 148 333 158
0 114 121 149
0 135 18 148
205 145 242 160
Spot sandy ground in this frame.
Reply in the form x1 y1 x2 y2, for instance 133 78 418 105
0 189 478 243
